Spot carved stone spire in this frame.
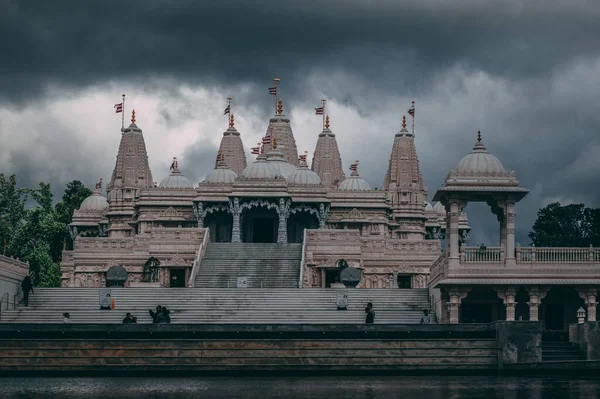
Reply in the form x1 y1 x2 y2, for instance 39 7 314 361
106 115 154 237
384 115 428 239
261 98 300 166
311 118 345 188
216 118 247 175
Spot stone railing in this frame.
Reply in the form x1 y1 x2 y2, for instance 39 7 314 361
429 253 448 285
517 245 600 263
460 246 503 263
458 245 600 264
187 227 210 288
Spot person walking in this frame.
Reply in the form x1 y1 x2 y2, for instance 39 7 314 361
21 276 34 307
365 302 375 324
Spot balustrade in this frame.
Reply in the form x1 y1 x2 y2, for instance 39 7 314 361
456 245 600 264
460 246 503 263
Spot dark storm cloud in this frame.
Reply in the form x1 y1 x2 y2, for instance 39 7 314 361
2 0 600 104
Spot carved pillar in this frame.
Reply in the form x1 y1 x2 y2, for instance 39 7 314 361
527 287 548 322
578 289 598 322
448 200 461 264
318 203 329 229
277 198 290 243
448 288 470 324
495 287 517 321
505 201 516 265
230 198 241 243
194 202 204 228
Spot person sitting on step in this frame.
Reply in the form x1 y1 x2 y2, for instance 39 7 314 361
63 313 71 324
123 312 137 324
149 305 163 323
420 309 432 324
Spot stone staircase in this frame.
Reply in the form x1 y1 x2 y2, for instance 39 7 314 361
542 340 586 361
194 243 302 288
0 287 431 324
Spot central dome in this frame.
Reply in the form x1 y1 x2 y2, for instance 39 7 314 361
266 149 298 178
455 132 505 175
204 160 238 183
240 154 281 179
159 158 194 188
287 161 322 185
338 164 371 191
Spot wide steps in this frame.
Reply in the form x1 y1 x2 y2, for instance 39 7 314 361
1 288 430 324
195 243 303 288
542 341 586 361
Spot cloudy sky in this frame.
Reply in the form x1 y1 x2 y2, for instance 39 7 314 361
1 0 599 245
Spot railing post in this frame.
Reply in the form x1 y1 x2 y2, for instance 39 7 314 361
590 244 594 263
531 244 536 263
500 244 505 264
516 244 521 263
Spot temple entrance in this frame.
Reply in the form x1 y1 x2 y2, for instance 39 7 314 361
325 269 340 287
287 211 319 243
169 269 186 288
205 210 232 243
397 275 412 289
242 208 278 243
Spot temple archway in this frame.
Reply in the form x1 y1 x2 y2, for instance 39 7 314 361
287 209 318 243
460 287 504 323
205 210 233 243
540 286 584 331
241 206 278 243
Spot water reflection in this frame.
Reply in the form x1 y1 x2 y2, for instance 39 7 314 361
1 376 600 398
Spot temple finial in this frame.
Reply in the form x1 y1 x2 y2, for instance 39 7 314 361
402 115 407 129
170 157 178 171
131 109 136 124
272 136 278 149
477 130 482 143
325 115 330 129
95 178 103 190
229 113 235 128
277 99 283 115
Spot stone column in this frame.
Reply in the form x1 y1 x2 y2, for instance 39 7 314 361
318 203 329 229
230 198 241 243
495 287 517 321
587 294 597 322
449 294 461 324
194 202 204 228
277 198 290 243
448 200 461 265
505 201 516 265
528 294 540 321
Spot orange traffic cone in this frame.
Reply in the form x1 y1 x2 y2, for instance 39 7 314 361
111 298 115 310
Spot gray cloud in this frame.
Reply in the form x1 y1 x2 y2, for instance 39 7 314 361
1 0 600 246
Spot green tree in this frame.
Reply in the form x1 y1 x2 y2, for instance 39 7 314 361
529 202 600 247
54 180 92 225
0 174 28 257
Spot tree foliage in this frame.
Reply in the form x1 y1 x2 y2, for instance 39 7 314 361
529 202 600 247
0 174 92 286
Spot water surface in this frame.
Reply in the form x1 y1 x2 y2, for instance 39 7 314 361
2 376 600 398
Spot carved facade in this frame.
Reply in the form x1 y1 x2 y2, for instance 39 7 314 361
63 101 462 288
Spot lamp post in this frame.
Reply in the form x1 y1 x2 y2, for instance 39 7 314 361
577 307 586 324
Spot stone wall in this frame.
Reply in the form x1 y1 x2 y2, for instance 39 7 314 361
496 321 542 367
61 228 206 287
570 322 600 360
0 255 29 309
0 324 498 373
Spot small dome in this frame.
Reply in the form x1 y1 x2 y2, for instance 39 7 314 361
425 202 434 211
240 154 281 179
455 131 505 175
159 158 194 188
266 149 298 178
338 163 371 191
433 202 446 215
204 160 238 183
79 187 109 212
287 162 322 185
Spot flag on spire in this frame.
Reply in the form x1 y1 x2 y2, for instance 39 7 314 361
299 154 307 163
268 86 277 95
408 103 415 117
114 103 123 113
349 163 358 172
223 104 230 115
315 106 324 115
251 147 260 155
261 135 271 145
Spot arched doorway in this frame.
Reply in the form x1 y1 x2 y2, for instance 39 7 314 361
242 207 278 243
205 210 233 243
287 210 318 243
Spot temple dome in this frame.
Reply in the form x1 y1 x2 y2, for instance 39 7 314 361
287 162 321 185
79 190 109 212
425 202 434 211
159 170 194 188
455 132 505 175
433 202 446 216
266 149 298 178
338 164 371 191
204 160 238 184
240 154 281 179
